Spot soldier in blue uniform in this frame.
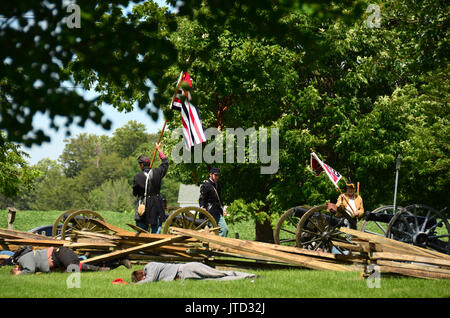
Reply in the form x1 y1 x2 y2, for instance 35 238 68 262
133 142 169 233
199 167 228 237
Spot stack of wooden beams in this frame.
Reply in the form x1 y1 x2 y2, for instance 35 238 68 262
0 228 66 250
0 224 205 265
340 228 450 279
1 222 449 280
169 227 358 271
0 222 358 271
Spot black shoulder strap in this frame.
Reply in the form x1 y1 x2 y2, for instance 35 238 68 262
12 245 33 263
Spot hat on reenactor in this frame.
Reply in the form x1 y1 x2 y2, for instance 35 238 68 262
210 167 220 175
346 183 355 189
138 155 150 166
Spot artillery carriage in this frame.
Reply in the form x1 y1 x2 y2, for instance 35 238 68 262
274 203 449 255
29 206 218 239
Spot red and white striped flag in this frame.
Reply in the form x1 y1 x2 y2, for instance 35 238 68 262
171 71 206 149
310 152 342 188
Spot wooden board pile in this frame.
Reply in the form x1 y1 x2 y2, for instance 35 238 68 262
1 221 449 280
0 222 205 264
340 228 450 280
0 221 357 272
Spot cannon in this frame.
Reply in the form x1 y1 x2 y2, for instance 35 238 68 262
28 207 218 239
28 209 106 239
50 209 106 239
161 206 218 234
274 203 449 255
386 204 449 254
274 204 357 254
275 155 449 255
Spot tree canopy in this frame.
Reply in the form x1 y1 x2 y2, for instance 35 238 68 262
0 1 447 242
158 0 448 240
0 0 176 147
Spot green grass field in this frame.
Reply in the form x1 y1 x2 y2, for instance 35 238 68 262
1 210 449 299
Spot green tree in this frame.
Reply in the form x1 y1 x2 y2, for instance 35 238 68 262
155 9 302 241
88 178 135 212
72 152 127 203
0 0 177 147
0 133 40 202
30 159 78 210
110 120 151 158
60 133 110 177
160 0 449 241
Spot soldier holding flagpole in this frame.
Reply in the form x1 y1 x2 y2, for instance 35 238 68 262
310 149 363 219
336 183 364 218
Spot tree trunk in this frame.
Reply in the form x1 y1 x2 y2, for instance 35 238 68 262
255 218 274 243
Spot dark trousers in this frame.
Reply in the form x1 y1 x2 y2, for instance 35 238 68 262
53 247 80 269
53 247 103 272
136 217 161 234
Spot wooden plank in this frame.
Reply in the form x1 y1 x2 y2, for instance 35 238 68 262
371 252 450 268
340 227 450 259
377 265 450 280
207 256 301 270
64 242 115 248
72 230 120 241
3 238 66 246
332 240 365 253
202 245 284 263
75 237 116 245
80 235 189 264
90 219 198 241
376 259 450 275
0 228 62 241
170 228 353 271
209 241 360 265
128 254 205 263
236 238 342 260
116 234 198 245
126 223 150 233
87 219 129 234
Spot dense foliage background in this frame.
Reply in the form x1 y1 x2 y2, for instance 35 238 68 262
1 0 448 241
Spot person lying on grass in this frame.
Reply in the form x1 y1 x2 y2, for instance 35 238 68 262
10 246 131 275
131 261 258 283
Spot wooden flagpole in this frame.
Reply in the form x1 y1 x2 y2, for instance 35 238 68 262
149 118 168 169
149 70 186 169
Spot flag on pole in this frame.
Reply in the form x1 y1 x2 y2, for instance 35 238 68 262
310 152 342 188
171 71 206 149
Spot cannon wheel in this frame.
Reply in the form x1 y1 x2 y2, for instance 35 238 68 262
273 206 310 246
52 209 78 237
162 206 219 235
58 210 106 240
359 205 401 236
387 204 450 254
295 204 357 253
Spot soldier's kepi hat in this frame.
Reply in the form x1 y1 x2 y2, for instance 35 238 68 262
210 167 220 175
138 155 150 166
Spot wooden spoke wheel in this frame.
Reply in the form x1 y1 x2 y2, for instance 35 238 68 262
162 206 218 235
273 206 310 246
52 209 77 237
296 204 357 253
359 205 401 237
58 210 106 240
387 204 450 254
